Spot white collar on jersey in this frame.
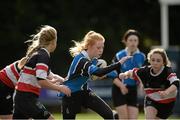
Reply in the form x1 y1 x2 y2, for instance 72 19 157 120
150 66 165 76
125 47 140 56
41 48 50 57
81 50 91 60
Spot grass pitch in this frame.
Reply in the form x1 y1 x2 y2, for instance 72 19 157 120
53 112 180 120
53 112 144 120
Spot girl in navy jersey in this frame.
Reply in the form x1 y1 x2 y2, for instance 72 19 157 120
119 48 179 119
0 57 27 119
61 30 131 120
13 25 71 119
111 29 146 119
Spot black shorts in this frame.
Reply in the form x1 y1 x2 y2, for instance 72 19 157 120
145 96 175 119
62 90 114 119
13 90 51 119
112 84 138 107
62 91 83 115
0 80 14 115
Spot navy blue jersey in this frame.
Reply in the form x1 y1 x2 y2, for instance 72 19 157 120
63 50 120 94
114 49 145 86
133 66 179 103
16 48 51 96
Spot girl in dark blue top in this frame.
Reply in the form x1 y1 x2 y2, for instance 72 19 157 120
112 29 146 119
61 30 131 120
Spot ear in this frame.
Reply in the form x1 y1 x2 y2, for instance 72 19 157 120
86 44 92 50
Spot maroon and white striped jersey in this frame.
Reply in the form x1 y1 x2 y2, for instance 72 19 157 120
0 61 20 88
133 66 179 103
16 48 50 96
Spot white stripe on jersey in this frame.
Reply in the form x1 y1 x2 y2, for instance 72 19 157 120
24 66 35 70
72 58 81 74
168 75 179 84
147 90 177 101
144 88 163 91
67 58 82 79
82 61 89 75
18 72 41 88
4 63 18 85
36 69 48 79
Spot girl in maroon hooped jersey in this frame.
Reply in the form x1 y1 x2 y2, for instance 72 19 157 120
0 57 27 119
13 25 71 120
119 48 179 119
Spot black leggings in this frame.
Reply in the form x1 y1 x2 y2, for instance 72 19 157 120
62 90 114 120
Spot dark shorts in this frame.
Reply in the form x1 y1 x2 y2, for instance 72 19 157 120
145 96 175 119
13 90 51 119
0 80 14 115
62 90 114 119
112 84 138 107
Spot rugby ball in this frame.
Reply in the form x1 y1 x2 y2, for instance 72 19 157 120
91 59 107 80
96 59 107 68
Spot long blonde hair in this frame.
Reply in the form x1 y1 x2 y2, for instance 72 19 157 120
69 31 105 57
25 25 57 57
147 48 171 67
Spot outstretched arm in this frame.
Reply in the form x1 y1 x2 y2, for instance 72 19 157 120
48 71 65 84
159 85 177 97
38 79 71 96
159 74 180 97
159 81 179 97
119 70 133 80
93 56 132 77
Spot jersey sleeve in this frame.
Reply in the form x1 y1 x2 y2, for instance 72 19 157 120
90 62 120 77
167 67 180 88
106 70 118 79
81 58 121 77
132 67 146 84
36 51 50 80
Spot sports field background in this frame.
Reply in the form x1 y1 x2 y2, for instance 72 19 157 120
52 111 180 120
0 1 179 119
53 112 144 120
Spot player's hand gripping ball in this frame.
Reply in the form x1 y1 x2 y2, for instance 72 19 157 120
91 59 107 80
96 59 107 68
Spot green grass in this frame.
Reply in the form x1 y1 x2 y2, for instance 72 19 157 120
53 112 144 120
53 112 180 120
54 112 103 120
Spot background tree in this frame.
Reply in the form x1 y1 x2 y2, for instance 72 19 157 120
0 0 179 76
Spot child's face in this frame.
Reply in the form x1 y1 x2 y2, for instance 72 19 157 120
87 40 104 59
150 53 164 73
125 35 139 51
